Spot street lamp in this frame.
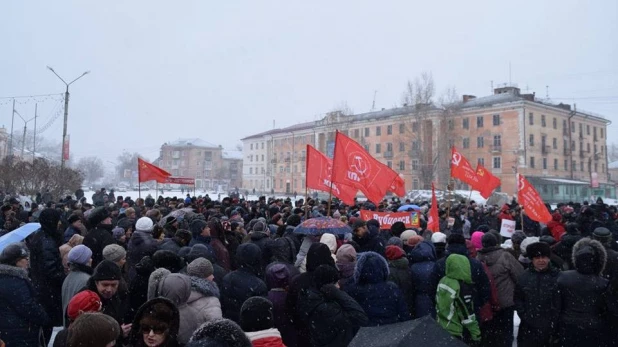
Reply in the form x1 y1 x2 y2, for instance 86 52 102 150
14 110 36 158
46 66 90 171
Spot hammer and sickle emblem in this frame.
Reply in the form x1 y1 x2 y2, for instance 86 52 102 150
518 175 525 191
477 169 485 177
349 152 369 177
452 152 462 166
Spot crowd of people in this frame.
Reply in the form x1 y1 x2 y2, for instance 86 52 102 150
1 190 618 347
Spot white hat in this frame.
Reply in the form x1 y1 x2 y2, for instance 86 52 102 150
135 217 154 232
431 232 447 244
400 230 418 243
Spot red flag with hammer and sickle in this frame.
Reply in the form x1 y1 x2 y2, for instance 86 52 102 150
476 162 501 198
451 146 482 191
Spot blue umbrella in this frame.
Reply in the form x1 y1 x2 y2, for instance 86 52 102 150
294 217 352 236
397 204 420 211
0 223 41 252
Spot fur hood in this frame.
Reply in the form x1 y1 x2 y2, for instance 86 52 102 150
353 251 389 284
572 238 607 275
0 263 29 280
130 297 180 346
190 276 220 298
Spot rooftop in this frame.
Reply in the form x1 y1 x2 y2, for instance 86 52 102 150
222 150 243 160
163 138 220 148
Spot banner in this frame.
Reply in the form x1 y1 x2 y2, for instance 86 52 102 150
591 172 599 188
62 135 70 161
517 173 552 223
427 182 440 232
305 145 357 205
476 162 501 198
138 158 171 183
360 210 420 229
451 146 481 190
500 219 516 238
164 177 195 185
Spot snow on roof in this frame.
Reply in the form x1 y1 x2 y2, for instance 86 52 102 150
222 150 243 160
541 178 589 185
165 138 219 148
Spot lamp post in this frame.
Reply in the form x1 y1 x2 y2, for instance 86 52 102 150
14 110 36 158
46 66 90 171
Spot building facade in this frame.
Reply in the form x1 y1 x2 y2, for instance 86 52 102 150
222 150 243 190
241 86 614 202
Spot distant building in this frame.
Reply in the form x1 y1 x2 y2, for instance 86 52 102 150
222 150 243 190
241 86 614 202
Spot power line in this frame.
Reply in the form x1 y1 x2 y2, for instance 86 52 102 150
0 93 64 99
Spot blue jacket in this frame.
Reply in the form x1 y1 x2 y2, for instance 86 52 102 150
409 241 437 318
0 264 50 346
63 225 82 243
344 251 411 326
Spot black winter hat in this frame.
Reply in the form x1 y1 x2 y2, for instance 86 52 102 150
152 250 183 273
0 242 29 265
88 207 110 226
306 243 336 272
593 227 612 243
187 319 251 347
239 297 274 332
286 214 302 227
312 264 340 288
526 242 551 259
175 229 192 244
390 221 406 238
481 233 498 248
446 233 466 245
67 214 81 224
91 260 122 281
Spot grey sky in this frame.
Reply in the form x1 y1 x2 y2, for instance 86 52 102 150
2 1 617 165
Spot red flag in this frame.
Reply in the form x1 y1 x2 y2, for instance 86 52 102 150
138 158 171 183
389 174 406 197
305 145 357 205
451 147 482 191
427 182 440 232
331 131 396 203
475 162 501 198
517 173 552 223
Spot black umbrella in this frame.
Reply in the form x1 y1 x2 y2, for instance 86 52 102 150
348 316 468 347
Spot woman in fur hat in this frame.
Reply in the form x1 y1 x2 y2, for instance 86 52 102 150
129 297 180 347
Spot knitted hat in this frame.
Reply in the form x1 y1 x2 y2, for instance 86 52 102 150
91 260 122 281
112 227 125 240
407 235 423 247
286 214 302 227
481 233 498 248
239 297 274 332
135 217 154 232
335 244 357 263
526 242 551 259
0 242 29 265
187 258 214 278
152 250 183 273
431 232 447 244
446 233 466 245
312 264 340 288
67 290 102 321
67 245 93 266
102 244 126 263
400 229 418 243
68 214 81 224
386 237 404 248
252 221 268 233
385 245 405 261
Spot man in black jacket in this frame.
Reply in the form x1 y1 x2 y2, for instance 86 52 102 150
83 207 116 267
514 242 560 347
352 219 385 256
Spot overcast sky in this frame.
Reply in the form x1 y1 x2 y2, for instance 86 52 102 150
1 1 617 165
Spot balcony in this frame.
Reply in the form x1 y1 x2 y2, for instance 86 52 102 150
489 144 502 153
384 151 393 158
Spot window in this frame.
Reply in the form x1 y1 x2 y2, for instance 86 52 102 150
553 138 557 149
250 144 253 150
543 158 547 170
261 154 264 161
571 121 575 132
572 141 576 152
399 142 405 152
399 123 405 134
587 143 591 153
493 114 500 126
387 125 392 135
261 142 264 149
354 129 360 138
463 137 470 149
563 119 568 133
387 142 393 152
448 119 454 130
529 134 534 146
280 180 283 189
564 160 568 171
364 128 370 137
376 126 381 136
412 160 419 170
387 161 392 168
448 139 455 148
529 112 534 125
399 160 405 170
602 164 606 173
493 157 501 169
412 179 419 190
477 136 484 148
601 128 604 138
587 125 590 135
595 163 598 172
375 144 381 153
412 122 419 132
477 116 484 128
279 166 284 173
579 123 583 134
580 162 584 171
554 158 558 170
541 115 546 127
261 167 265 174
572 161 577 171
412 141 420 150
553 117 557 129
463 118 469 129
249 168 253 174
541 135 547 148
493 135 501 147
530 157 535 168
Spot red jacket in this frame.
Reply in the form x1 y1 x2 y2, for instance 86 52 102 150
246 328 286 347
547 212 565 241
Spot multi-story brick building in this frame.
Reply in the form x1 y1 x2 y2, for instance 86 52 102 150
158 139 241 191
241 86 614 202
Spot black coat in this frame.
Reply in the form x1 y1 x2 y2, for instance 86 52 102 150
127 230 158 281
83 224 116 267
514 266 560 331
0 264 50 346
387 258 415 316
159 238 183 254
552 233 582 270
84 277 130 325
247 231 274 275
353 226 385 256
297 284 368 347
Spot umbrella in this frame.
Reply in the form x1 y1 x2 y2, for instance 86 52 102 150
294 217 352 236
160 208 195 226
0 223 41 252
397 204 420 211
348 316 467 347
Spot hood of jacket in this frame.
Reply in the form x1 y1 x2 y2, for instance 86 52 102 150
0 263 29 280
354 251 389 284
445 254 472 283
250 231 269 242
159 273 192 307
130 297 180 345
409 241 436 263
388 257 409 270
572 238 607 275
306 243 336 272
148 268 171 301
190 276 220 298
320 233 337 254
470 231 484 250
445 243 469 257
131 230 155 248
39 208 61 234
236 243 262 274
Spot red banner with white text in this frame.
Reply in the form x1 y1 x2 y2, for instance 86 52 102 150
164 177 195 185
360 210 420 229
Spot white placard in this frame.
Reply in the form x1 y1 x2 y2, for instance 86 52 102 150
500 219 516 238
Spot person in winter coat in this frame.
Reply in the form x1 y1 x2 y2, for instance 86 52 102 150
61 245 93 326
294 235 318 273
409 240 437 318
352 220 385 256
66 312 120 347
84 260 130 335
208 218 232 271
221 243 268 322
345 251 411 326
54 290 104 347
129 297 180 347
335 244 357 287
27 208 65 339
240 297 286 347
189 219 212 248
552 222 582 270
82 206 116 268
159 229 192 254
265 263 296 347
385 245 415 316
435 254 481 344
297 264 368 347
514 242 560 347
0 243 50 346
128 217 159 282
592 227 618 285
129 255 155 318
187 244 228 289
187 258 223 327
546 211 566 241
246 221 275 275
186 318 252 347
476 232 524 347
64 214 84 243
320 233 338 263
157 273 200 344
557 238 610 347
431 232 447 260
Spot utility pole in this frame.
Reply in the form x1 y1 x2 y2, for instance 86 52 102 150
8 99 15 158
33 103 37 162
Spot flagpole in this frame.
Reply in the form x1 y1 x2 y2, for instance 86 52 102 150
156 181 158 200
517 173 524 232
305 144 310 219
327 185 333 217
138 180 141 200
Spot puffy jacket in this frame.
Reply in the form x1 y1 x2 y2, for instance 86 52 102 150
158 273 200 344
0 263 50 346
344 252 411 326
159 238 183 254
477 246 524 309
514 265 560 330
127 230 158 281
409 241 437 318
82 224 116 268
187 276 222 327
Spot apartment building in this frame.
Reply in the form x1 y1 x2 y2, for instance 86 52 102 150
241 86 614 202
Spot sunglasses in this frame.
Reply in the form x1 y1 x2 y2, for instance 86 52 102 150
140 325 168 335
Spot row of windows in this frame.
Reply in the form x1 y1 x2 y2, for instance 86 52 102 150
527 157 607 173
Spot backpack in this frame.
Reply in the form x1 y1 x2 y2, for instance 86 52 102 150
478 261 500 322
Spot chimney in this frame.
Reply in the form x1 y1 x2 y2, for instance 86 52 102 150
557 103 572 111
463 95 477 103
522 92 535 101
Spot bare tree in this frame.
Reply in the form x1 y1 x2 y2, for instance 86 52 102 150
77 156 105 184
609 143 618 162
0 157 82 197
